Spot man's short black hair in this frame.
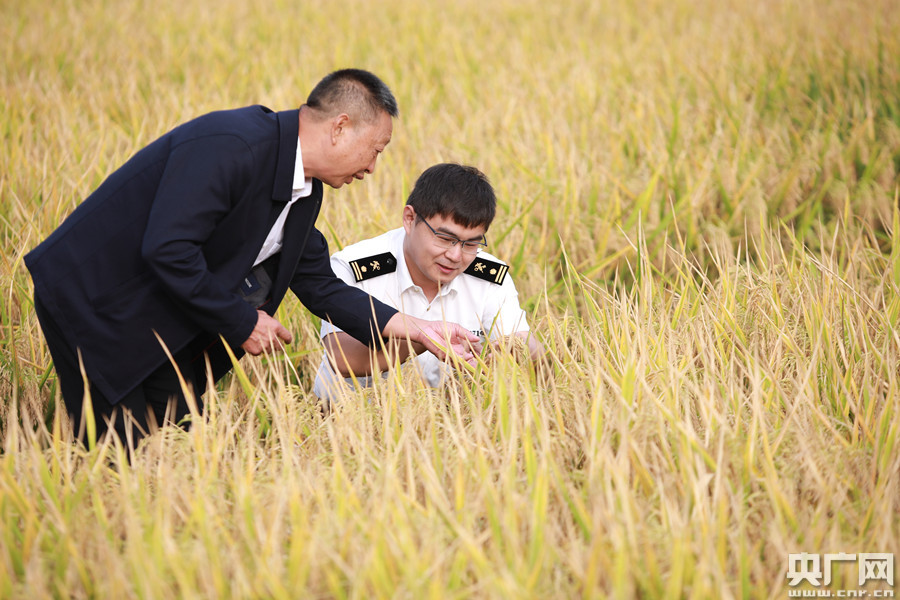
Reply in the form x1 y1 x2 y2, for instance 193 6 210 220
306 68 398 124
406 163 496 230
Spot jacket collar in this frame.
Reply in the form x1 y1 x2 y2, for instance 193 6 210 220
272 109 301 203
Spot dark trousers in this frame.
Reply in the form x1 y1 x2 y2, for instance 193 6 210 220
33 256 275 449
34 295 205 448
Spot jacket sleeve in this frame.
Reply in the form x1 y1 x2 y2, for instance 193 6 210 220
289 229 398 346
140 134 259 349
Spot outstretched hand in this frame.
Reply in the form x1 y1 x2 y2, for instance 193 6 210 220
383 314 482 367
241 310 293 355
416 320 482 365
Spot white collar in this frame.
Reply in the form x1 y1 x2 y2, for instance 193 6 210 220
292 137 313 196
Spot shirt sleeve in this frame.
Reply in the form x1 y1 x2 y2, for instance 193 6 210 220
482 274 530 339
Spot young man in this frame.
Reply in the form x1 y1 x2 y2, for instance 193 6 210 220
314 163 543 401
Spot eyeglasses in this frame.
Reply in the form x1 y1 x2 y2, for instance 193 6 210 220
417 216 488 255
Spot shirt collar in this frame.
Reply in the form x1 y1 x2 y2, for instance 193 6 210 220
292 137 313 197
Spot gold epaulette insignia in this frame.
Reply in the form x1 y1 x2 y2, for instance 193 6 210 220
464 257 508 284
348 252 397 282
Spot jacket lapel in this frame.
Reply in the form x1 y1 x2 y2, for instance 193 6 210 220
270 179 323 301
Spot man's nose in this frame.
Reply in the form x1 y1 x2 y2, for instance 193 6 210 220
444 243 463 261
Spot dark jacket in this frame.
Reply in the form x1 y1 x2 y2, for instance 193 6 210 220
25 106 397 403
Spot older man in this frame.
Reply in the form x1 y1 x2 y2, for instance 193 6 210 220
26 69 478 446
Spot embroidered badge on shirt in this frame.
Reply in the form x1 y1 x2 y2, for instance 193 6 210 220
349 252 397 282
464 257 508 284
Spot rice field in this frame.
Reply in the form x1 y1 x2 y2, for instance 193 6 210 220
2 0 899 597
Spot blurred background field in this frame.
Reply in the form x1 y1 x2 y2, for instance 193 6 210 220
2 0 899 597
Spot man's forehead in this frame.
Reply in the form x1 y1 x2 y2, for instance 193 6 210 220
361 113 392 145
377 115 393 142
433 217 486 240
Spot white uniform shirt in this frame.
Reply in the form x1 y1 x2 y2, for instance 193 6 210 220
312 228 530 398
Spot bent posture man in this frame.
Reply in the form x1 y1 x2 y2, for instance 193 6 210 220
26 69 477 445
314 163 543 402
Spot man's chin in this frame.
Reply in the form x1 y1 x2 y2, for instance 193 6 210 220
434 267 459 282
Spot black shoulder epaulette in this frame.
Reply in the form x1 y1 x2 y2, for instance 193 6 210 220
464 257 509 284
348 252 397 282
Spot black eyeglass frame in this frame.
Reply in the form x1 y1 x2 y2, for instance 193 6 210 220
416 216 488 255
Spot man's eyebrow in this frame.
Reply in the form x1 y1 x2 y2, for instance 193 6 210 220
435 226 484 242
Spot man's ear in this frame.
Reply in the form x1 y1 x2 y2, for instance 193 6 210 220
331 113 351 144
402 205 416 233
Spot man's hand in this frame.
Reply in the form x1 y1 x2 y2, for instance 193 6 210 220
382 314 482 367
241 310 293 355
